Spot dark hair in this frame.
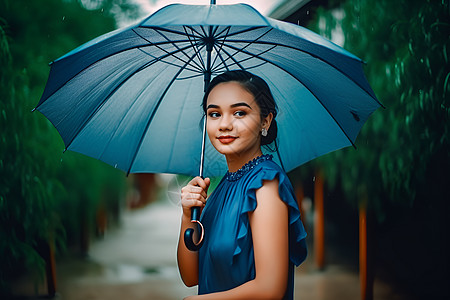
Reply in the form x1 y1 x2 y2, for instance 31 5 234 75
202 70 278 146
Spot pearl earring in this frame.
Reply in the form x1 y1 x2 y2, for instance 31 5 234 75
261 128 268 137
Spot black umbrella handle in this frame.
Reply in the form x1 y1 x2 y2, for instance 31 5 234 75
184 206 204 251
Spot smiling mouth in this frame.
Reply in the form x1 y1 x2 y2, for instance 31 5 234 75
217 136 238 144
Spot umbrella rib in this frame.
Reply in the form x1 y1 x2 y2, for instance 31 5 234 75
137 48 201 73
217 46 246 70
183 26 207 72
139 26 203 40
209 27 231 72
212 44 276 74
36 38 209 109
223 39 380 104
126 54 198 175
186 25 216 74
211 45 230 73
212 28 273 71
223 42 357 147
222 27 273 55
152 27 205 72
133 28 204 73
63 44 199 150
215 26 266 40
213 26 234 39
176 73 204 81
199 25 209 38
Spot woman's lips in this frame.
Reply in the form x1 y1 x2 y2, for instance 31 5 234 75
217 136 237 144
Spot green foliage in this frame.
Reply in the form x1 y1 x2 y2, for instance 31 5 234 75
308 0 450 222
0 0 139 294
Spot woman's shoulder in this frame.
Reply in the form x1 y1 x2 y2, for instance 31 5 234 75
251 156 290 185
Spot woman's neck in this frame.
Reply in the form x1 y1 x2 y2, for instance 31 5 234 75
225 148 263 173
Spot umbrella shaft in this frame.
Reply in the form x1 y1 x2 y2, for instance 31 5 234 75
199 25 214 177
199 117 207 178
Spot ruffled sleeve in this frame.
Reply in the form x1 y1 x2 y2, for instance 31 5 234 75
234 160 307 266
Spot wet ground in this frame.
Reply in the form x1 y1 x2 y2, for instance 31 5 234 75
12 201 412 300
55 202 414 300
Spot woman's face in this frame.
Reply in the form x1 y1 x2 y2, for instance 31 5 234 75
206 81 270 160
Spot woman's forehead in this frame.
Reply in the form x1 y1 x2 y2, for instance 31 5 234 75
206 81 256 107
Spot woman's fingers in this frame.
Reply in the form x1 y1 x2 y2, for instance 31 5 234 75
181 186 206 201
180 176 212 218
183 177 210 200
183 198 205 209
189 176 210 192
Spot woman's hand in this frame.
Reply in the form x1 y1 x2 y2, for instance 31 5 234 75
178 177 210 287
180 176 211 218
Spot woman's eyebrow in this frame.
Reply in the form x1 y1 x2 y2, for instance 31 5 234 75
206 104 219 110
206 102 252 110
230 102 252 109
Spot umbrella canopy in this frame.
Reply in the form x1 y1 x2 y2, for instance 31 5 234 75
35 3 381 178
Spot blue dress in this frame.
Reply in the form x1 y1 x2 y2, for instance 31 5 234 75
198 155 307 299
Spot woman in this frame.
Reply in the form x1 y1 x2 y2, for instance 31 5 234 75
178 70 307 300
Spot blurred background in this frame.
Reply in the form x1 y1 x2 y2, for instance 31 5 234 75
0 0 448 299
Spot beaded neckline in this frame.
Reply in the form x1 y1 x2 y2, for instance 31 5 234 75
225 154 273 181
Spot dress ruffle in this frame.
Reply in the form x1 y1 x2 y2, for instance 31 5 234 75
233 160 307 266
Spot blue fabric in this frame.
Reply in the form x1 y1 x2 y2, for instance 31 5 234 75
198 155 307 299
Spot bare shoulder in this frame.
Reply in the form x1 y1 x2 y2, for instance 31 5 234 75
255 177 280 199
254 177 288 211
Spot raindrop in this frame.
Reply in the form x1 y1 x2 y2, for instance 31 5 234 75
62 16 65 21
307 10 310 15
115 164 118 168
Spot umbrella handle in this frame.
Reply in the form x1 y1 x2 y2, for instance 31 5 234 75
184 207 204 251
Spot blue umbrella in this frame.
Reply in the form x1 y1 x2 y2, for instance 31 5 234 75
35 1 381 250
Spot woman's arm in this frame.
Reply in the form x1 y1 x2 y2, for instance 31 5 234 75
185 178 289 300
177 213 199 287
177 176 210 287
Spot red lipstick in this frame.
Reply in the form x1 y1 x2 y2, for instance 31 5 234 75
217 136 237 144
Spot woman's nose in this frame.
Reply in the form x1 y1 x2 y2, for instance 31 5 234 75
219 115 233 131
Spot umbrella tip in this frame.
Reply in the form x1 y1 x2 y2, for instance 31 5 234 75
31 108 36 112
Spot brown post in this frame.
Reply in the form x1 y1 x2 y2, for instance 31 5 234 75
80 211 90 255
45 238 57 297
295 183 305 222
314 170 325 270
359 197 373 300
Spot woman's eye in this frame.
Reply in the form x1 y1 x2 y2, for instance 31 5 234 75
208 112 220 118
234 111 247 117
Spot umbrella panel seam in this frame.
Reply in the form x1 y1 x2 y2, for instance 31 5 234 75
62 43 201 150
222 42 357 147
133 28 205 74
126 47 201 175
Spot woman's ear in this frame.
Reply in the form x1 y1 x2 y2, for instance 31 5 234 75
262 112 274 130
